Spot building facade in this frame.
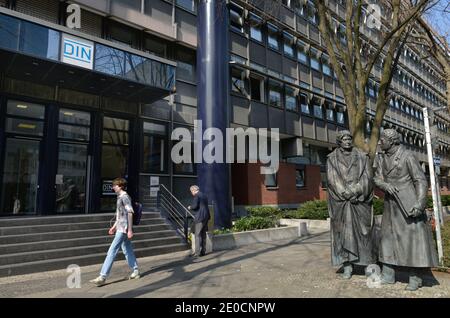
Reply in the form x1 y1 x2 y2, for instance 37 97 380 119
0 0 448 217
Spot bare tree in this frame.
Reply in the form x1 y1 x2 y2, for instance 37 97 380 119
238 0 448 161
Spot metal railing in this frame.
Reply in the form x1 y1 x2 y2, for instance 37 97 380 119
157 184 195 243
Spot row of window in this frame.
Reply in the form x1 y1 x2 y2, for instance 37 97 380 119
389 97 424 121
402 47 446 93
111 0 196 14
231 67 346 124
395 67 444 107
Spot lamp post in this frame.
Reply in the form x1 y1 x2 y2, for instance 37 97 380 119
422 106 444 266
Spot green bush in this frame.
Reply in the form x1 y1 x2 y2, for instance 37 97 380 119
232 216 277 232
245 206 283 218
373 198 384 215
283 200 329 220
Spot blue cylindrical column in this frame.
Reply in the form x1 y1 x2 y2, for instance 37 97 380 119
197 0 232 229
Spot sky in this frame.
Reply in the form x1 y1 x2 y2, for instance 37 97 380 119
424 0 450 47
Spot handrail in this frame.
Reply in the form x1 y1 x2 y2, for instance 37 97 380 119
159 184 194 219
157 184 195 244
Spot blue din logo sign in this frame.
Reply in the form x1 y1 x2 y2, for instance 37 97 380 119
64 39 91 63
61 34 94 70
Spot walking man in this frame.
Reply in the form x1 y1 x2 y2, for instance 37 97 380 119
90 178 140 286
327 130 376 279
188 185 210 257
374 129 438 291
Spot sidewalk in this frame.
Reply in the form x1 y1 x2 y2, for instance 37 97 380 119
0 230 448 298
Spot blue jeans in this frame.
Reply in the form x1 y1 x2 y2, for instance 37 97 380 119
100 231 138 278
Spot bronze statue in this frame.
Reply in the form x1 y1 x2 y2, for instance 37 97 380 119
327 130 376 279
374 129 438 291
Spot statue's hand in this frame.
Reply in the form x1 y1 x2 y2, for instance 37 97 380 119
409 206 424 218
385 185 398 196
342 190 352 200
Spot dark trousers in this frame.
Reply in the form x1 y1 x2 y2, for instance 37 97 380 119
195 220 208 255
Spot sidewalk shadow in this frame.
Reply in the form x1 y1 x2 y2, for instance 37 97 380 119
107 231 331 298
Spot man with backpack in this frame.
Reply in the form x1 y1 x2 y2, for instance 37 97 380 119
90 178 140 286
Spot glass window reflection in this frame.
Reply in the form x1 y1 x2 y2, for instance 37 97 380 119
95 44 125 76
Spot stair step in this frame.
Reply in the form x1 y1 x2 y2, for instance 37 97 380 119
0 243 189 277
0 230 177 254
0 236 184 266
0 212 161 227
0 224 173 244
0 218 168 236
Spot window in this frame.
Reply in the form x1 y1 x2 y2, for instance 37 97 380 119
368 81 375 98
312 98 323 119
58 109 90 141
285 86 297 111
325 101 334 121
300 94 310 114
268 80 282 107
175 46 196 82
5 100 45 136
250 75 265 102
249 13 263 42
282 0 292 7
19 21 60 61
173 126 195 175
144 34 167 58
231 67 246 95
336 110 345 125
142 121 168 173
230 4 244 32
307 0 318 25
297 41 309 65
283 32 295 58
108 21 139 49
265 173 277 188
176 0 196 12
296 168 305 187
0 14 20 51
310 48 321 71
112 0 142 11
394 98 400 109
322 54 331 76
268 24 280 51
95 44 125 76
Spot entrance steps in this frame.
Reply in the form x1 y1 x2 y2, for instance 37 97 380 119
0 210 189 277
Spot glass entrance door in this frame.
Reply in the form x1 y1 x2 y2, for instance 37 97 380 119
1 138 40 215
101 116 130 211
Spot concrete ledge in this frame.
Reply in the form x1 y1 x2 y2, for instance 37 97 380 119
280 218 330 230
191 224 308 253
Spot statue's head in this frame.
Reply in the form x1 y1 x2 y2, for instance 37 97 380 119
379 129 400 151
336 130 353 150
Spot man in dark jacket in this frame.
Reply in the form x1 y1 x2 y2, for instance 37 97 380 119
188 185 210 257
374 129 438 291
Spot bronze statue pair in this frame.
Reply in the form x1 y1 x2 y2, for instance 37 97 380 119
327 129 438 291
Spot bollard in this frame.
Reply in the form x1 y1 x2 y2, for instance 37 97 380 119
298 222 308 237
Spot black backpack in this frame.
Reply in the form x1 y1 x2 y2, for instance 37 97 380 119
132 201 143 226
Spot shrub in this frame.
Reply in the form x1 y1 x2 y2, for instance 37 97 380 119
284 200 329 220
373 198 384 215
232 216 277 232
245 206 283 218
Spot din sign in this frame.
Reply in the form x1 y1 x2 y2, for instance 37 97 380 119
61 34 94 70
